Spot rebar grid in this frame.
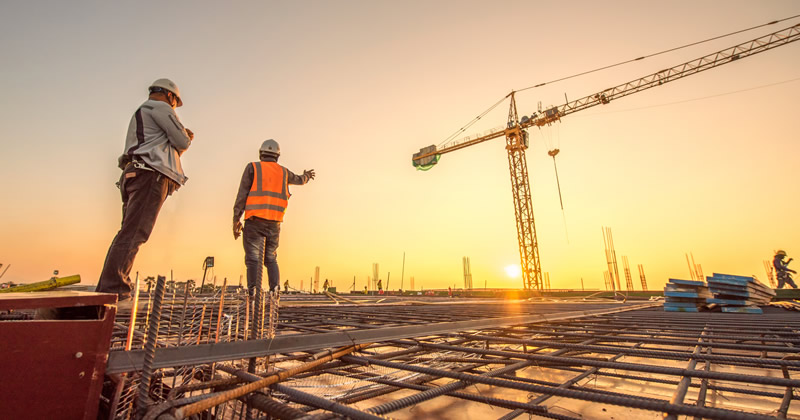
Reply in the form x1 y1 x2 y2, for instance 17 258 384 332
104 300 800 419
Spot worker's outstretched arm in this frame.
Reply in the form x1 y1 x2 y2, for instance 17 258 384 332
286 168 315 185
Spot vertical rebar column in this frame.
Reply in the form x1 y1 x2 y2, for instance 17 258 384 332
172 282 191 394
163 284 177 398
622 256 634 291
268 290 279 339
177 283 190 347
245 288 263 420
196 304 206 345
259 290 266 338
209 279 228 382
108 275 142 420
638 264 648 290
135 274 166 419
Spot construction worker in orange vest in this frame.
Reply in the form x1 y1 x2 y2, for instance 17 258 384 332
233 139 314 295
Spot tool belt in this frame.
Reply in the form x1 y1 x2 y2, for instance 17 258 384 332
119 156 154 172
118 154 154 172
131 160 155 172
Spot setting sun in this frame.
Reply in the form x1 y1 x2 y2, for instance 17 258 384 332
504 264 521 278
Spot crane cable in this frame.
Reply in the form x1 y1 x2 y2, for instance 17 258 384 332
541 118 568 239
437 93 511 148
516 14 800 93
547 147 570 243
548 149 564 211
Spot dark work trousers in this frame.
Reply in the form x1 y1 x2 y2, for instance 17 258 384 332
96 165 176 300
777 272 798 289
243 217 281 294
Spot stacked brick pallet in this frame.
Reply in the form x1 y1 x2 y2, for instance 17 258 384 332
663 278 711 312
706 273 775 314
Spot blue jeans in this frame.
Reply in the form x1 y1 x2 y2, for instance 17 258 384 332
243 217 281 293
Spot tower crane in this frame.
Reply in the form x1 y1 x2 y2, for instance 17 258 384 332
412 22 800 291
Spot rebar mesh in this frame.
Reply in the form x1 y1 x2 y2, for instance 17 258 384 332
103 298 800 419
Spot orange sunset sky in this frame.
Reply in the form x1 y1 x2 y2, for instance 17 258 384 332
1 1 799 292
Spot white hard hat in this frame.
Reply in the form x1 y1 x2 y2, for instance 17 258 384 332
260 139 280 156
149 78 183 107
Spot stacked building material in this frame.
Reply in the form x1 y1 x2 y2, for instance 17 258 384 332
706 273 775 314
663 279 710 312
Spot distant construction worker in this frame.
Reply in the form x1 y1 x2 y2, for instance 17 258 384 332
97 79 193 309
323 278 329 292
284 279 289 293
774 250 797 289
364 285 368 294
233 139 315 295
377 279 383 295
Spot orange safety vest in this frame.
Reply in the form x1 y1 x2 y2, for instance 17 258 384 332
244 161 291 222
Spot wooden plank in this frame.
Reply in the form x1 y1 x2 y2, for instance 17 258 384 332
0 290 116 311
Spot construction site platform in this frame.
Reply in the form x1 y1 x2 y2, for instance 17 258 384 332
4 289 800 419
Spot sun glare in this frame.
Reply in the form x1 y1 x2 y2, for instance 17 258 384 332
504 264 521 278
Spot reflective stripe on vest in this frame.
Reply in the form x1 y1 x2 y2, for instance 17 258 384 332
244 161 290 222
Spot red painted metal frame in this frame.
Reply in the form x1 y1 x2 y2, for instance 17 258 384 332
0 291 117 420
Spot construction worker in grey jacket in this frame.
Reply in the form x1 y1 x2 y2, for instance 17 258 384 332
233 139 314 295
97 78 194 309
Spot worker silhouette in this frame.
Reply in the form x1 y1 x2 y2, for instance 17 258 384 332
774 250 797 289
283 279 289 293
322 279 329 292
233 139 315 295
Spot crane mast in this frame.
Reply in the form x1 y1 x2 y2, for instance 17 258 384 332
505 93 542 290
412 22 800 291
